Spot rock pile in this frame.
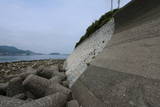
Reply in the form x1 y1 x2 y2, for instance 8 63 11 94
0 59 64 83
0 65 80 107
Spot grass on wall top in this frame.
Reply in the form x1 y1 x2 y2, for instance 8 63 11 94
75 9 119 48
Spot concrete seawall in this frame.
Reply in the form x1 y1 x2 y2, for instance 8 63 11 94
65 20 114 86
66 0 160 106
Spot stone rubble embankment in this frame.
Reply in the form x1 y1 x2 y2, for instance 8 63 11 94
0 60 80 107
0 59 64 83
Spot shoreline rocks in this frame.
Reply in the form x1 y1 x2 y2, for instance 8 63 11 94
19 93 68 107
0 59 64 83
0 83 8 95
0 95 26 107
0 60 80 107
67 100 80 107
23 74 49 98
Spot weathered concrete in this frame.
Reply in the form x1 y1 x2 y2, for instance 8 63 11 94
52 71 66 81
25 91 36 99
72 66 160 107
49 76 64 84
19 93 68 107
7 77 25 97
0 83 8 95
62 80 69 88
36 66 59 79
0 95 25 107
23 74 49 98
18 67 37 80
65 19 114 86
13 93 26 100
70 0 160 106
45 83 71 96
23 74 70 98
67 100 80 107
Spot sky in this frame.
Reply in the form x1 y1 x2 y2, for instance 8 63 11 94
0 0 131 54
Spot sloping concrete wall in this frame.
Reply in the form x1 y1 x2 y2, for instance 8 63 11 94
71 0 160 106
65 20 114 86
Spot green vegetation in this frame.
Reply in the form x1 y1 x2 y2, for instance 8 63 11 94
75 9 119 48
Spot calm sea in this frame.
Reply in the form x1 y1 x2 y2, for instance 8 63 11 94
0 54 69 63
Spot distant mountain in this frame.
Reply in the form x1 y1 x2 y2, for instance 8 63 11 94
49 53 60 55
0 46 42 56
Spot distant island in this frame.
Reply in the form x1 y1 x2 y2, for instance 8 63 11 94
0 46 42 56
49 53 60 55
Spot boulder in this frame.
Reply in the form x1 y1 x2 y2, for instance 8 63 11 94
67 100 80 107
49 65 59 71
23 72 69 98
49 76 64 84
13 93 26 100
36 65 59 79
0 83 8 95
23 74 49 98
19 93 68 107
62 80 69 88
19 67 37 80
25 91 36 99
26 98 34 102
45 83 71 96
0 95 26 107
7 77 25 97
52 71 66 81
36 67 54 79
58 64 65 72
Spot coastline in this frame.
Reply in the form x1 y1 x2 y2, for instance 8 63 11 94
0 54 68 63
0 59 65 83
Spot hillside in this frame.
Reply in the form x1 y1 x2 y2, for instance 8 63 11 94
0 46 41 56
49 53 60 55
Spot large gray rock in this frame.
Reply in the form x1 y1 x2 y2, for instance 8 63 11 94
19 67 37 80
36 65 59 79
0 95 26 107
13 93 26 100
0 83 8 95
67 100 80 107
36 66 54 79
19 93 68 107
25 91 36 99
23 73 69 98
23 74 49 98
52 71 66 81
49 76 64 84
45 83 71 96
49 65 59 71
26 98 34 102
62 80 69 88
58 64 65 72
7 77 25 97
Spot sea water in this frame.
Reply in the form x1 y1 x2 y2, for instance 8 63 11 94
0 54 69 63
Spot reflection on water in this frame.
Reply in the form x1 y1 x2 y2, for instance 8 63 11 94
0 55 69 63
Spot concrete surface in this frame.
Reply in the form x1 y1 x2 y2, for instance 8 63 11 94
0 95 26 107
72 66 160 107
71 0 160 106
65 19 114 86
